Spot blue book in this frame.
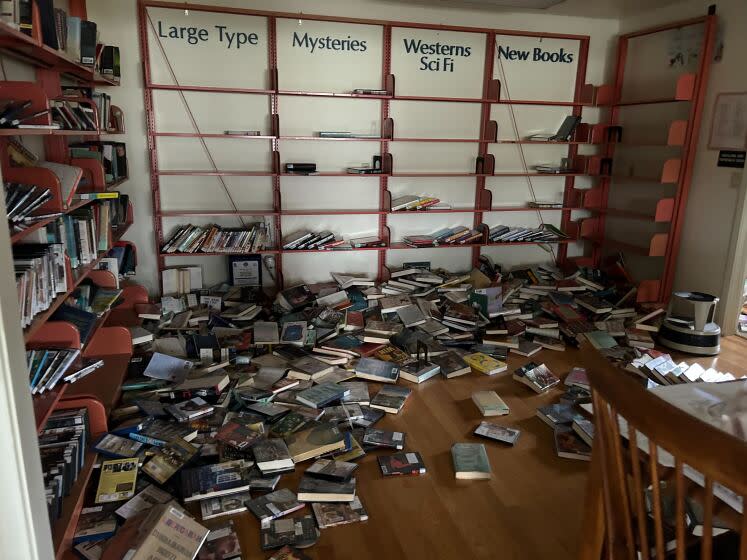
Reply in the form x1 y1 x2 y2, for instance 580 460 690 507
51 304 97 344
29 350 50 390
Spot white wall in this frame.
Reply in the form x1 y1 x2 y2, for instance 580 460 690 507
87 0 620 294
621 0 747 323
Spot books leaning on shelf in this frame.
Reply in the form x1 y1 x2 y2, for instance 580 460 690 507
391 194 449 211
162 223 272 254
487 224 569 243
5 182 56 230
14 242 68 328
282 230 384 251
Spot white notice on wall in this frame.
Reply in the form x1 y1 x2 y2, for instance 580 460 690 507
709 92 747 150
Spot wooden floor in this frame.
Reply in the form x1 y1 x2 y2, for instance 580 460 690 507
202 336 747 560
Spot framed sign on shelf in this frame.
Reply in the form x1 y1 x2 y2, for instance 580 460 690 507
708 92 747 150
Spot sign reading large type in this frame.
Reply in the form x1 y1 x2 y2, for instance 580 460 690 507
155 20 261 49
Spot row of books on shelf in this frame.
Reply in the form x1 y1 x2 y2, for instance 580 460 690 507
391 194 449 211
0 1 121 80
160 223 570 254
162 223 273 254
14 197 132 329
41 407 91 523
28 348 104 394
282 231 385 251
403 224 568 248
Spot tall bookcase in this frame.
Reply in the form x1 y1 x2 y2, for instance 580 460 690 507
141 1 714 303
0 3 144 557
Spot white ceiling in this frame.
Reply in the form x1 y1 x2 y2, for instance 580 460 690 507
384 0 685 19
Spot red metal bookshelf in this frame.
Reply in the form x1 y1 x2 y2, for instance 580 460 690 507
140 1 713 302
0 2 144 558
581 14 716 302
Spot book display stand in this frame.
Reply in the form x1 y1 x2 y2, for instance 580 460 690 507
0 2 139 557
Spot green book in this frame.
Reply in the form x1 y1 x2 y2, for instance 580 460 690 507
451 443 491 480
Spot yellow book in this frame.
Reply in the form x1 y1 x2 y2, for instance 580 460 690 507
96 458 139 503
463 352 507 376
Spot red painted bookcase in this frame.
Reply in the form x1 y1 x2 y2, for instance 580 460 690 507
0 1 144 557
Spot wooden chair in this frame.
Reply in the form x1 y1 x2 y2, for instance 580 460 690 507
579 346 747 560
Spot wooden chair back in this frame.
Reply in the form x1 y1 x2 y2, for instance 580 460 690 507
582 346 747 559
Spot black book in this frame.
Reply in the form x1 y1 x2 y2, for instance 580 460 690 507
50 304 97 344
19 0 33 36
36 0 58 49
100 46 120 77
80 20 97 66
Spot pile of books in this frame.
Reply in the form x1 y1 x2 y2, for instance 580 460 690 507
391 194 449 211
54 251 710 557
403 226 483 247
162 223 272 254
488 224 569 243
51 98 98 131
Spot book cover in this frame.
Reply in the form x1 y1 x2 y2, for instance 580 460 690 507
130 505 209 560
554 425 592 461
312 496 368 528
94 433 144 459
182 460 252 502
305 458 358 482
451 443 491 479
378 451 427 476
295 382 348 409
474 421 520 445
471 391 509 416
95 458 139 503
199 491 251 521
285 422 345 463
260 515 319 551
354 357 400 383
369 385 411 414
463 352 507 375
196 521 242 560
246 488 304 527
362 428 405 450
142 437 197 484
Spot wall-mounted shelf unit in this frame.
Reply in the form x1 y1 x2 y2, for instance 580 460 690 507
142 2 712 301
582 14 716 302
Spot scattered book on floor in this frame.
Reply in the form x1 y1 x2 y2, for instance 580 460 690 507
452 443 491 480
378 451 427 476
471 391 510 416
473 421 521 445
